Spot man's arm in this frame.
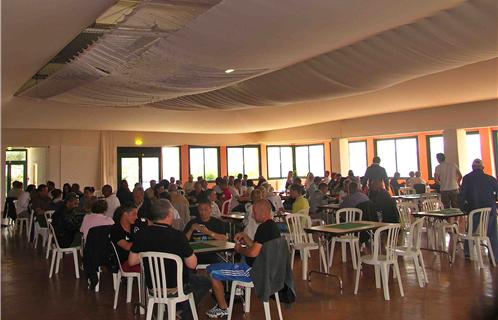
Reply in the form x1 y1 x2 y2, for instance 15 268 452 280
128 251 140 266
117 239 133 251
184 254 197 270
236 242 262 258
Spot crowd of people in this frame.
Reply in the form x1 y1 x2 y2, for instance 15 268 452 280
3 151 497 318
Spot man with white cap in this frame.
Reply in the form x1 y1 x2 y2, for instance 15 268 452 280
459 158 498 261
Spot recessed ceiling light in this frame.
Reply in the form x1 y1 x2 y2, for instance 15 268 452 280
224 69 235 74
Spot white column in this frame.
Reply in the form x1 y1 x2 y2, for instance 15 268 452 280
331 138 349 176
442 129 467 170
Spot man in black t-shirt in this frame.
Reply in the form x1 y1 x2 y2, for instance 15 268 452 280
110 204 140 272
206 199 281 318
128 199 211 315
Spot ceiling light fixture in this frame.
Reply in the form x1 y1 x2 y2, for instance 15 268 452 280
224 69 235 74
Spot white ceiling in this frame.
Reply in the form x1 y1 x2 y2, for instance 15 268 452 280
2 0 497 133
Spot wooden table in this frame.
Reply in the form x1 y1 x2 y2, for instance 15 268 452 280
304 221 391 291
412 208 468 264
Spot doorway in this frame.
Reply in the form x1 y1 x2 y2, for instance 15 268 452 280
117 147 161 189
5 149 28 195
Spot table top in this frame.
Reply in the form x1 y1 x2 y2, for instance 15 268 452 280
393 194 421 200
191 240 235 254
412 208 467 218
318 203 341 210
220 213 245 221
305 221 390 236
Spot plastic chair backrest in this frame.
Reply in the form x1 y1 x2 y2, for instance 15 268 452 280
48 224 62 250
396 202 416 230
467 207 492 237
335 208 362 224
110 241 126 273
408 217 425 250
285 213 312 245
421 198 444 212
221 199 231 216
139 252 187 301
371 224 401 262
44 210 55 224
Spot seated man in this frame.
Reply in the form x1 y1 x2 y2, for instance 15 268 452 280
80 200 114 241
128 199 211 316
188 182 206 207
389 172 404 196
102 184 121 219
340 181 370 209
290 184 310 214
184 199 227 264
206 200 281 318
32 184 52 227
369 181 399 223
133 186 152 220
110 204 139 272
51 193 82 248
309 182 329 220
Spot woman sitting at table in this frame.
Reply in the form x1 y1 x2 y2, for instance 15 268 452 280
389 172 405 196
368 181 399 223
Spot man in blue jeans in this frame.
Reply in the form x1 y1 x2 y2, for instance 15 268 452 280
459 159 498 261
205 199 281 318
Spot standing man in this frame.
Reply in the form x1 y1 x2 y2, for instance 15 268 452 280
102 185 121 219
361 156 389 191
434 153 462 208
459 159 498 261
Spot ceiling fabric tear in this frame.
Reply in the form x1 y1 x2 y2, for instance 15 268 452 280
19 0 497 111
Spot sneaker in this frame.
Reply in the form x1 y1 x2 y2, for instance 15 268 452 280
205 305 228 318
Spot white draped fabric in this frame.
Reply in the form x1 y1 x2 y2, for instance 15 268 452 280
98 131 117 189
21 0 497 111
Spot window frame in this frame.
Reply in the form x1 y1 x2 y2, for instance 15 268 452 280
266 144 325 179
374 136 420 178
188 146 221 182
161 146 182 181
426 134 443 179
226 145 261 179
348 140 368 176
5 148 28 195
117 147 162 186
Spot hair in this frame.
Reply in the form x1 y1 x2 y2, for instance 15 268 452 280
64 192 79 203
71 183 80 191
415 171 421 177
52 189 62 199
150 199 173 221
348 170 354 177
436 153 445 162
168 183 178 191
234 178 241 185
102 184 113 194
84 186 95 193
26 184 36 193
133 186 144 193
318 183 328 190
91 200 108 214
246 179 254 187
158 191 171 201
348 181 359 194
251 188 264 202
205 189 215 199
313 176 322 184
37 184 47 192
293 177 302 185
12 181 23 188
198 198 211 208
372 156 381 164
46 180 55 187
112 207 125 224
290 184 302 193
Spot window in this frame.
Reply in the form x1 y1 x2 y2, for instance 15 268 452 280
465 132 482 175
227 146 260 178
375 137 418 177
267 146 293 179
295 145 324 177
267 144 325 179
5 149 28 195
427 135 444 179
161 147 181 181
348 141 367 176
189 147 219 181
117 147 161 188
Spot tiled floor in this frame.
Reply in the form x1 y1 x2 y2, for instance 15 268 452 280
1 227 497 320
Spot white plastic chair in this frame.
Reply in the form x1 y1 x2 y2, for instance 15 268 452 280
227 281 283 320
48 224 81 279
139 252 198 320
452 207 496 269
15 215 29 237
33 210 54 249
395 218 428 287
221 199 231 216
44 211 55 259
285 213 326 280
422 199 458 251
396 202 416 232
328 208 363 270
354 224 404 301
26 209 36 242
111 242 141 309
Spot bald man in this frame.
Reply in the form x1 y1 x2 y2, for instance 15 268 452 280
205 200 281 318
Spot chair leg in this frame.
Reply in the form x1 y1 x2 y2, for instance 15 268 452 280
95 270 100 292
354 262 361 294
374 265 381 289
487 238 496 267
274 292 283 320
476 240 484 269
418 251 429 284
413 256 424 288
244 286 252 313
380 264 390 301
227 282 237 320
167 301 176 320
113 274 121 309
189 293 199 320
263 301 271 320
302 248 308 281
394 261 404 297
126 277 133 303
45 235 52 259
452 237 459 263
157 303 165 320
319 244 328 272
73 251 80 279
341 242 347 263
136 276 142 305
49 249 57 278
328 238 336 267
350 241 357 270
55 251 62 274
145 300 155 320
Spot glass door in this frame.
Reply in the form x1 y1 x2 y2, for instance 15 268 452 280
117 148 161 189
5 149 28 195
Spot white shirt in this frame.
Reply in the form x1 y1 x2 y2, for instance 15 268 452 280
229 186 241 210
104 194 121 219
267 194 283 212
435 162 459 191
16 191 30 213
